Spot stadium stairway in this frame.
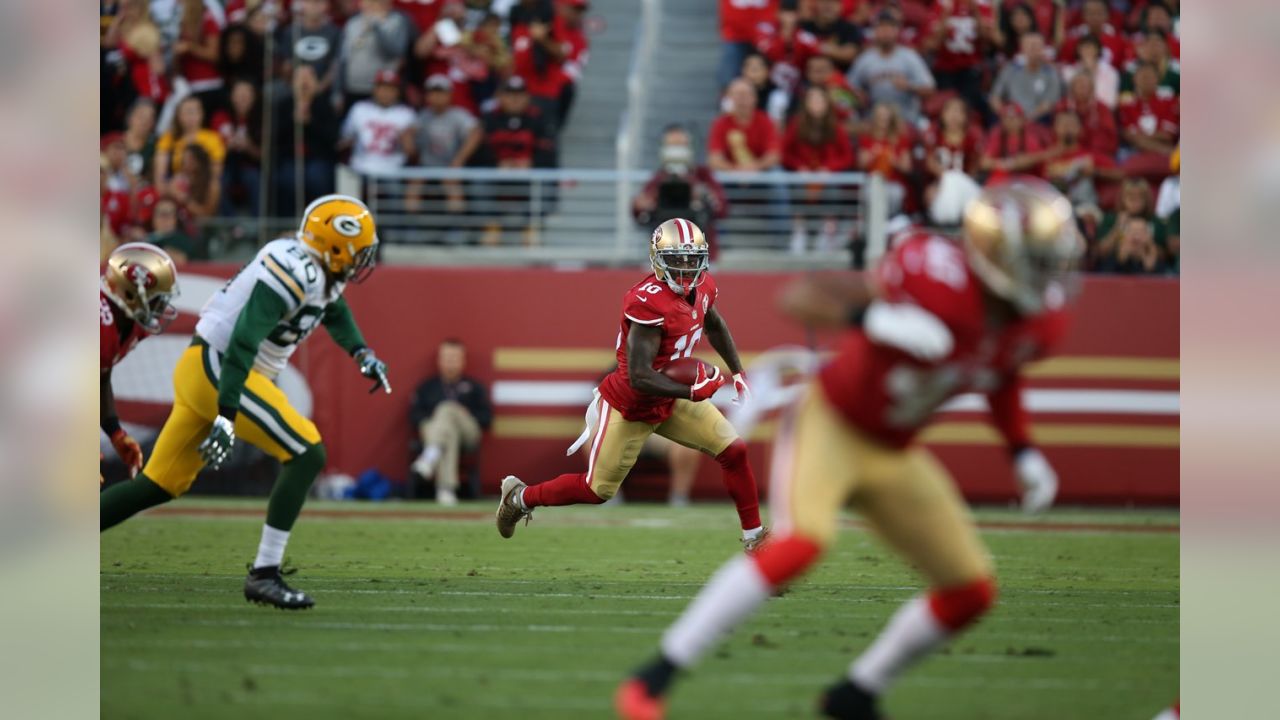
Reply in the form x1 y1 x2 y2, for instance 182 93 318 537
639 0 722 165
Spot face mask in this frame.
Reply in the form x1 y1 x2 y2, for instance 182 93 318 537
660 144 693 173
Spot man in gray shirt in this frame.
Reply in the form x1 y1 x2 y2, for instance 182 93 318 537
847 11 935 125
338 0 412 106
989 33 1062 124
403 74 479 221
277 0 342 95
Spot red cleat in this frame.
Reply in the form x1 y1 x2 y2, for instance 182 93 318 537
615 678 666 720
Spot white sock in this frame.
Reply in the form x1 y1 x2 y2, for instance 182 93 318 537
515 487 530 512
252 524 291 570
421 445 441 467
742 525 764 541
850 595 949 693
660 554 771 667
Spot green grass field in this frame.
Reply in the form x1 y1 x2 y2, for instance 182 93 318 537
101 500 1178 720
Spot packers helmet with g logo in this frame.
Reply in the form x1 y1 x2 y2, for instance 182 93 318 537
102 242 179 333
962 177 1083 315
298 194 379 282
650 218 710 294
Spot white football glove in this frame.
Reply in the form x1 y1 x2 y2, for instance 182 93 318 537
1014 447 1058 514
731 372 752 405
198 415 237 470
863 301 954 362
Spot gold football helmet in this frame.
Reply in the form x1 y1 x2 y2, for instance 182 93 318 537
962 178 1083 315
102 242 179 333
650 218 710 294
298 194 379 282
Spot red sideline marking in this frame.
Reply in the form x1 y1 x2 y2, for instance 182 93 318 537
144 506 1178 533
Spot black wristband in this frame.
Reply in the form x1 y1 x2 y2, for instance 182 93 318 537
102 415 122 436
847 306 867 326
218 405 239 422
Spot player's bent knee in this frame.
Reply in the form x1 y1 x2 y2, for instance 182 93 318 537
751 533 825 589
714 438 748 466
927 576 997 632
286 443 327 482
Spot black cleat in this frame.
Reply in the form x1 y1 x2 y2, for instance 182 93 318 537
244 564 315 610
819 679 883 720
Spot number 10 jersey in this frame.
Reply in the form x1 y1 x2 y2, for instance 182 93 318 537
195 237 344 381
598 273 720 424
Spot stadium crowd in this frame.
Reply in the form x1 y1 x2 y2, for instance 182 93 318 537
100 0 588 256
715 0 1179 273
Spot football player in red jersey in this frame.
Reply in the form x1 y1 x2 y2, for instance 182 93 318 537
100 243 179 483
616 178 1082 720
496 218 768 550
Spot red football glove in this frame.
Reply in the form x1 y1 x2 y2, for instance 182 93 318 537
110 429 144 478
690 363 727 402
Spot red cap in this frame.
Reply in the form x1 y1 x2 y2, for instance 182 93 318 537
374 69 400 86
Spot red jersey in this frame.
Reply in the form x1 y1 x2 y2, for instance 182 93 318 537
926 0 995 73
100 291 150 372
176 10 222 88
393 0 443 33
708 111 782 168
1056 95 1119 156
1118 93 1179 139
598 274 721 424
782 120 854 171
923 126 982 176
819 233 1069 448
858 133 912 184
720 0 780 42
511 19 587 99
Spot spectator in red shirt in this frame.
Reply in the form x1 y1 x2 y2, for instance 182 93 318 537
1121 29 1179 98
719 0 780 89
709 79 782 172
1060 0 1132 66
798 54 861 126
1041 109 1112 210
1057 72 1118 157
1135 1 1179 57
168 144 221 222
979 103 1050 180
922 0 999 123
857 102 912 214
755 6 821 109
552 0 591 126
510 0 583 133
783 85 854 252
174 0 224 109
1118 61 1178 159
922 95 981 210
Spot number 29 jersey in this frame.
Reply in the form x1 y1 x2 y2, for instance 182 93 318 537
598 273 720 424
195 238 344 380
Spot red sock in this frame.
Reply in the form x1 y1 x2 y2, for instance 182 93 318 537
521 473 606 508
927 577 998 632
751 534 823 587
714 439 762 530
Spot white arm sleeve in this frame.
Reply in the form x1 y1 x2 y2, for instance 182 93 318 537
863 301 954 362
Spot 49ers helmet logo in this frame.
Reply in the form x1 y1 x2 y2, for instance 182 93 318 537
332 214 364 238
129 263 155 290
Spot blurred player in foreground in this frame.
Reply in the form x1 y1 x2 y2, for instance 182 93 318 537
617 178 1081 719
99 195 391 610
100 243 179 484
496 218 767 550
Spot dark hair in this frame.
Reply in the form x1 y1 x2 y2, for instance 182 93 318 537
168 95 205 146
1077 34 1103 53
229 78 264 146
440 338 465 349
182 144 214 207
795 85 837 147
1000 2 1037 55
740 51 769 74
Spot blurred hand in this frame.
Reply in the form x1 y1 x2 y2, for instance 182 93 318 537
731 373 752 406
109 429 144 478
1014 448 1058 514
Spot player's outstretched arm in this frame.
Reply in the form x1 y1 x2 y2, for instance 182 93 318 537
778 272 875 328
101 370 144 478
626 323 699 399
987 373 1058 514
322 298 391 394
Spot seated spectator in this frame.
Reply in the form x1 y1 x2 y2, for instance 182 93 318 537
218 78 263 216
1059 0 1133 67
1117 61 1178 160
1096 215 1167 275
783 86 854 253
1056 72 1118 157
979 103 1050 179
145 196 197 263
857 102 912 216
101 133 142 196
410 339 492 506
403 74 479 217
1121 29 1179 98
633 124 729 254
718 0 780 89
989 32 1062 125
922 96 982 213
174 0 223 109
802 0 863 71
219 22 265 88
709 79 782 172
168 144 221 221
754 5 820 108
738 52 786 124
114 14 171 107
847 11 934 126
271 66 341 216
121 98 159 182
798 54 860 126
1095 176 1167 263
276 0 340 95
510 0 578 134
1042 110 1115 211
339 0 413 108
1133 0 1179 57
340 69 416 175
154 96 226 193
922 0 997 122
1061 34 1120 109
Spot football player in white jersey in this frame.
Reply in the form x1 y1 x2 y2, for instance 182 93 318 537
100 195 391 609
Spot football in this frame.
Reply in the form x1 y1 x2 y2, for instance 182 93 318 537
661 356 714 385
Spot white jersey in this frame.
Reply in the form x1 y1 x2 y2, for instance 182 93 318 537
196 237 344 380
341 100 416 175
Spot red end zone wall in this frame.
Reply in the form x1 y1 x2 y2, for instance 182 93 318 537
135 267 1179 505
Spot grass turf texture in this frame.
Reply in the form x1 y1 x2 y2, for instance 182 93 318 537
102 500 1178 719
